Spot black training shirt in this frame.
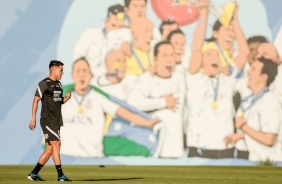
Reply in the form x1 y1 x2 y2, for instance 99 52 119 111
35 77 64 127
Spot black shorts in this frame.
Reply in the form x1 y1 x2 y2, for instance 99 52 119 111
42 126 61 142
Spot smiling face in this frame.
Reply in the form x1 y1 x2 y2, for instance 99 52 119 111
154 43 175 78
72 59 93 91
169 33 186 63
213 25 235 51
130 17 153 51
202 48 221 76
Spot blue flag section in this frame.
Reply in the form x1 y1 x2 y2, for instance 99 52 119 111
1 0 282 165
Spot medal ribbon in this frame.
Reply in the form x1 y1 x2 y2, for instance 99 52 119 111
239 87 269 113
73 87 92 109
131 47 151 72
211 77 219 104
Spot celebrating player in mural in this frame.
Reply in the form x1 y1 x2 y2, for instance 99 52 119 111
127 41 186 158
186 0 249 159
225 57 282 162
60 58 160 157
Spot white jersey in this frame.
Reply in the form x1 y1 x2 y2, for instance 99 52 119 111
174 47 191 80
238 92 282 162
73 28 107 78
93 74 137 101
102 27 132 64
269 64 282 105
61 89 119 157
73 28 131 78
127 72 186 158
186 72 238 150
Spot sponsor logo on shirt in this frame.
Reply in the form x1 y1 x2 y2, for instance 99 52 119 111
53 91 62 102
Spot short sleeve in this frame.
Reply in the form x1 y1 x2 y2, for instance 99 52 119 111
35 81 47 99
260 94 281 134
100 94 119 116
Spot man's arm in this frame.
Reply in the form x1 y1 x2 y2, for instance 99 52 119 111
236 117 277 146
232 6 249 70
29 96 41 130
127 72 167 111
116 107 160 129
189 0 209 74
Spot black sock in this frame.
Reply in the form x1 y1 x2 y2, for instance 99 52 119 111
55 165 64 177
31 163 44 174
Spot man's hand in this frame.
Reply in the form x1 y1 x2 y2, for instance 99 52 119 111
29 118 36 131
196 0 210 13
120 41 131 56
65 91 72 102
164 94 179 111
224 133 244 148
146 118 161 129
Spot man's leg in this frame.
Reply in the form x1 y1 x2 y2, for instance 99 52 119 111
27 142 53 181
49 140 64 177
49 138 71 181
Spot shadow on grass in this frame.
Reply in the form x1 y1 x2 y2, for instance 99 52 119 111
75 177 143 182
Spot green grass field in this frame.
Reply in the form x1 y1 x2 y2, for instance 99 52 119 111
1 165 282 184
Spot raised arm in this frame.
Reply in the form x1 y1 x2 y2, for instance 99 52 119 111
232 5 249 69
189 0 209 74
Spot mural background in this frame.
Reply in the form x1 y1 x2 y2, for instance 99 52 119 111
0 0 282 165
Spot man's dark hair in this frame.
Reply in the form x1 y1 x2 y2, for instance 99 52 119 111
159 20 177 35
124 0 147 8
258 57 278 86
49 60 64 68
166 29 185 42
107 4 124 18
154 41 172 57
206 20 222 42
247 35 268 45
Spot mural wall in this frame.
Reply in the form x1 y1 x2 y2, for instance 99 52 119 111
1 0 282 165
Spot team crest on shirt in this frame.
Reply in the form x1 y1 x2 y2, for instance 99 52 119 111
44 134 49 139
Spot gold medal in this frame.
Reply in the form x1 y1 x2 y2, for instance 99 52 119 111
77 106 83 113
240 111 244 117
211 101 217 109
